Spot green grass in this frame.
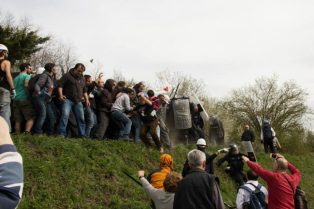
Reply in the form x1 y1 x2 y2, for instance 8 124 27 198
13 135 313 209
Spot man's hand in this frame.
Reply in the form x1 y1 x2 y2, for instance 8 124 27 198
85 100 90 107
138 170 145 178
274 153 284 160
242 156 250 162
59 95 66 103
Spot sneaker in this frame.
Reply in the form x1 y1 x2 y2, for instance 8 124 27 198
159 147 164 153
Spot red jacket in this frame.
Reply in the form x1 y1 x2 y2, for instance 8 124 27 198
247 161 301 209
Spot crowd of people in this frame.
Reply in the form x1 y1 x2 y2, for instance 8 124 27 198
0 44 218 153
0 44 306 209
137 140 302 209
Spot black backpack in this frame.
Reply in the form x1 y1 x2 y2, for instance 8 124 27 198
240 183 267 209
262 126 273 141
283 175 308 209
27 74 41 94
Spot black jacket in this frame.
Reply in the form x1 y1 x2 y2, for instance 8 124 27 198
241 129 255 142
59 69 86 102
173 168 225 209
217 153 244 173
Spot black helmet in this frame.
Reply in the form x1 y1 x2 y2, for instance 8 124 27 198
229 144 238 153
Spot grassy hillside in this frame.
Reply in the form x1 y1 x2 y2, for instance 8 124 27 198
13 135 313 209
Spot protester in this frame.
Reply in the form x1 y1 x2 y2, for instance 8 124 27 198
129 89 142 143
182 138 227 176
138 170 182 209
0 44 15 130
135 94 163 153
156 94 171 147
83 75 98 137
173 149 225 209
110 87 135 140
236 169 268 209
32 63 57 135
94 79 116 139
147 154 173 190
217 144 247 186
0 116 24 208
57 63 89 137
147 89 161 111
242 153 301 209
13 63 36 133
261 120 277 153
133 81 145 95
241 124 255 142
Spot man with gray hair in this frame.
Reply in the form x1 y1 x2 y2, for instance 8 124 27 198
174 149 225 209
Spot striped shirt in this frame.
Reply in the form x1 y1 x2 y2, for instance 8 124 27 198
0 144 23 209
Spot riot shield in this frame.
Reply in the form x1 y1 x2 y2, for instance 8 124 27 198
242 141 257 162
172 97 192 130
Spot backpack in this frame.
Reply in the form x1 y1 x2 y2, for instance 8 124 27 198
283 175 308 209
262 126 273 141
27 74 41 94
294 186 308 209
240 183 267 209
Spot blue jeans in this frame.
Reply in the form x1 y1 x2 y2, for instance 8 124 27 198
46 102 57 135
110 110 132 139
131 115 141 142
32 95 47 134
57 99 86 137
0 102 11 131
84 107 97 137
0 87 11 131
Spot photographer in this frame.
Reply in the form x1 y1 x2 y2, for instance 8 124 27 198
242 153 301 209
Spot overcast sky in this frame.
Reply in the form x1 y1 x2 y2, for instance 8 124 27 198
4 0 314 118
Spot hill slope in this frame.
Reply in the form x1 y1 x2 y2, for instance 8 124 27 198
13 135 313 209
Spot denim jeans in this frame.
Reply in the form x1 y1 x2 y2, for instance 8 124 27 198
110 110 132 139
0 87 11 131
32 95 47 134
0 102 11 131
131 115 141 142
84 107 97 137
57 99 86 137
46 102 57 135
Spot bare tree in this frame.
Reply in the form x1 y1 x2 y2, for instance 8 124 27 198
154 70 207 98
223 76 309 139
29 38 77 75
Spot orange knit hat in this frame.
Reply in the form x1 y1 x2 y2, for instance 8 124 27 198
160 154 173 168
